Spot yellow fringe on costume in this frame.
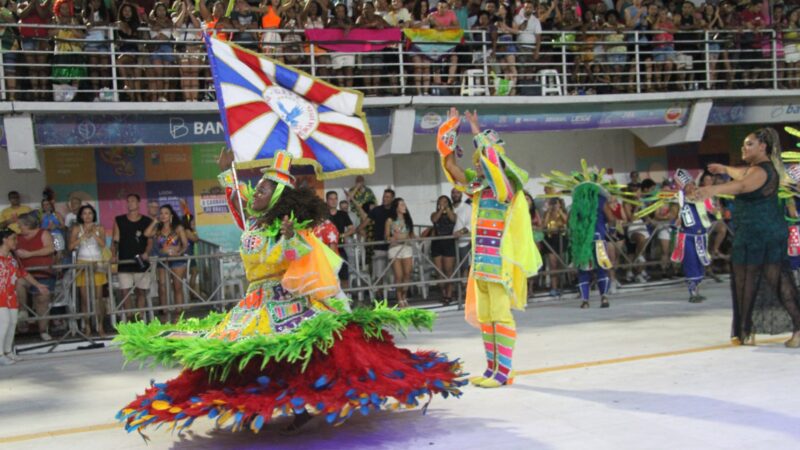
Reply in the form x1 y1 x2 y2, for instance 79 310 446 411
464 194 542 328
282 229 343 310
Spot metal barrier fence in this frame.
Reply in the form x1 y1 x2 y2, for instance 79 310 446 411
0 25 794 101
14 217 735 353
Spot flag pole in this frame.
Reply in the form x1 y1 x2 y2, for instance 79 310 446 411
230 160 246 224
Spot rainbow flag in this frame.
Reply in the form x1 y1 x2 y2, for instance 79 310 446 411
205 35 374 179
403 28 464 61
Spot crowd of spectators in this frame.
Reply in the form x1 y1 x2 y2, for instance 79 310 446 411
0 0 797 100
0 188 200 345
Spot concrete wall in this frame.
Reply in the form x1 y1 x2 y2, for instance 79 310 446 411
0 148 47 210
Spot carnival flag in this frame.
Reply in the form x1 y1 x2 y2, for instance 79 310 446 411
205 35 374 179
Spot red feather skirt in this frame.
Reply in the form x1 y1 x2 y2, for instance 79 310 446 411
118 325 466 434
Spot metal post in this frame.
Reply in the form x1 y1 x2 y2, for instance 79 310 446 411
481 30 490 96
108 27 120 102
634 31 641 93
397 42 405 95
704 30 711 90
310 43 316 77
771 29 778 89
0 50 6 101
561 32 568 93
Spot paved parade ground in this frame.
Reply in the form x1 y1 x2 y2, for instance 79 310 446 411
2 281 800 450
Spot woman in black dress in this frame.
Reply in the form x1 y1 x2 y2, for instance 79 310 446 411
693 127 800 348
431 195 457 305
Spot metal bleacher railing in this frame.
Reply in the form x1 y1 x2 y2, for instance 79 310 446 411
0 24 794 102
15 217 735 354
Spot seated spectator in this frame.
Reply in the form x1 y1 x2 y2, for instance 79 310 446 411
327 1 356 88
623 182 651 282
16 213 56 341
68 205 108 337
147 2 175 102
17 0 52 100
574 10 601 94
386 198 414 308
230 0 260 51
116 2 144 101
51 0 87 102
427 0 460 93
82 0 112 100
173 0 205 102
0 191 32 234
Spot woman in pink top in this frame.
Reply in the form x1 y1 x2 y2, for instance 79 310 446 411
427 1 460 93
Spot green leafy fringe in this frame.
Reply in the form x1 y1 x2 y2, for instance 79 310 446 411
569 183 599 269
114 302 436 381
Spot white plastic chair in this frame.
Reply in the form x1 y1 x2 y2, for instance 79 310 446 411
460 69 487 96
539 69 563 96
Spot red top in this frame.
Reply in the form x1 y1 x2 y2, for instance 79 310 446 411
0 254 26 308
313 220 340 253
609 202 624 221
17 229 55 279
19 9 50 38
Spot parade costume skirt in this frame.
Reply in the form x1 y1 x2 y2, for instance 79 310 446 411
115 304 466 434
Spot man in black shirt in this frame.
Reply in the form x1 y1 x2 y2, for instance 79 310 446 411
361 188 395 285
326 191 355 289
112 194 153 319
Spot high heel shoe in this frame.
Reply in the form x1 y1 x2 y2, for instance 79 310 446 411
785 333 800 348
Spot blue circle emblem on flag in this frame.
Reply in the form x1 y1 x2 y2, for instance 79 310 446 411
263 87 319 140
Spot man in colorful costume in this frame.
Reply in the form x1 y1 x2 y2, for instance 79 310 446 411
114 149 465 436
436 108 541 388
670 169 714 303
543 161 638 309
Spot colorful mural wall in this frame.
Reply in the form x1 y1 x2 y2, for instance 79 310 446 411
43 145 322 251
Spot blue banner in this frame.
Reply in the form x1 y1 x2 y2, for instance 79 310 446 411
32 109 392 147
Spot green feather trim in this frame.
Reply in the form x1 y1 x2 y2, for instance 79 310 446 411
114 302 436 381
568 183 599 269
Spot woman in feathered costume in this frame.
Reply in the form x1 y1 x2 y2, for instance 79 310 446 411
115 148 465 435
436 108 541 389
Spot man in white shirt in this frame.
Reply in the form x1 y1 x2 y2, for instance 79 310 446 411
514 0 542 61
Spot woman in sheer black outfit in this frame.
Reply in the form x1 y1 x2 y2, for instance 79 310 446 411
693 127 800 348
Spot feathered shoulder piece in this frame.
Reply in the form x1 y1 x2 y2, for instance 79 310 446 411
541 159 639 204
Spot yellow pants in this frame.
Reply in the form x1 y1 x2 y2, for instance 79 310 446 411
475 279 515 326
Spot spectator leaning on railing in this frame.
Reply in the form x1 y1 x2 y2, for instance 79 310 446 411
115 2 143 101
326 1 355 88
15 213 55 342
50 0 86 102
0 0 19 101
356 0 389 94
513 0 541 91
17 0 52 100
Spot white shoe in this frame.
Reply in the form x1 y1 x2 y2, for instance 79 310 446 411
0 356 15 366
40 332 53 342
609 283 618 295
635 274 647 284
4 352 20 362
